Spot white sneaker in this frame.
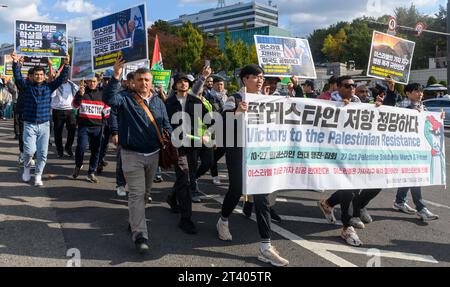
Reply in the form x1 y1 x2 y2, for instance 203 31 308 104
393 202 416 214
349 217 365 229
30 159 36 169
258 246 289 267
116 186 127 197
34 175 43 186
341 226 363 247
22 167 31 182
216 218 232 241
417 208 439 221
212 176 221 185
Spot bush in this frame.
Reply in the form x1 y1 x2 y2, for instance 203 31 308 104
426 76 438 87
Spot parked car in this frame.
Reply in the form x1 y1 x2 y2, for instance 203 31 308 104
422 98 450 128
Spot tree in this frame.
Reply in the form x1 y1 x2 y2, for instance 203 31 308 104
321 28 348 62
427 76 438 87
176 22 204 72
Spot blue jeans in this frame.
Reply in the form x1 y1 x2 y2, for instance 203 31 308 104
23 121 50 176
75 126 102 174
395 187 426 212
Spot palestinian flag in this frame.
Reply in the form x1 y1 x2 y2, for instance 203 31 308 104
151 34 164 71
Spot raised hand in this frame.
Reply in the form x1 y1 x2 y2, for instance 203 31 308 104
113 55 125 80
63 53 70 65
202 65 212 78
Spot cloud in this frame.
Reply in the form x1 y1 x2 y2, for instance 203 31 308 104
0 0 49 43
54 0 96 14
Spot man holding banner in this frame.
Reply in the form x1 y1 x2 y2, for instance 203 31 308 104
216 64 289 267
11 52 70 187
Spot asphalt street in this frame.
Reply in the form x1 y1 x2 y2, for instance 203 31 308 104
0 119 449 267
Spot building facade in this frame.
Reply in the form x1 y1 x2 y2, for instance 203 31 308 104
168 1 278 33
217 25 291 50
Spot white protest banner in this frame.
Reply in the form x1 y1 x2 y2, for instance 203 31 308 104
72 41 93 80
91 3 148 71
367 31 415 85
254 35 316 79
242 94 446 195
15 20 68 57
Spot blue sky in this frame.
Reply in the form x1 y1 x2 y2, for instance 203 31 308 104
0 0 447 45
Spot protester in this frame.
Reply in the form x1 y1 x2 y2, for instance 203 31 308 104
383 82 441 221
216 64 289 267
51 75 79 158
355 84 374 103
103 55 172 254
11 52 69 186
72 75 109 183
318 75 338 100
165 69 211 233
301 79 317 98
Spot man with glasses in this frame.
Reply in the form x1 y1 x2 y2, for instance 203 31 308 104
318 75 382 247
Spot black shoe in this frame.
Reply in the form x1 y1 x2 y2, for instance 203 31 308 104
178 218 197 234
100 160 108 167
96 165 104 174
72 166 81 179
153 175 163 183
65 147 73 157
134 234 149 254
166 195 180 213
57 151 64 158
270 208 282 223
243 201 253 218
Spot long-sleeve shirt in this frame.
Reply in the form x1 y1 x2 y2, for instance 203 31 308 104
13 61 69 123
51 80 79 110
72 88 109 127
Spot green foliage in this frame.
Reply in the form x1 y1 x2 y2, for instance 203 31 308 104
427 76 438 87
439 80 448 87
176 22 204 72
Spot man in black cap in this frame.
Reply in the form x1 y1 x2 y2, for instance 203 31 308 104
165 72 211 234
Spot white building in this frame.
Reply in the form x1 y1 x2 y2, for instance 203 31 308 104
168 1 278 33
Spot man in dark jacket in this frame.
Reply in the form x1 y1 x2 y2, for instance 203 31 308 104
165 72 211 234
103 56 172 254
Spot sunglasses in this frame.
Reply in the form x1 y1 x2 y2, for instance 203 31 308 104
343 83 357 89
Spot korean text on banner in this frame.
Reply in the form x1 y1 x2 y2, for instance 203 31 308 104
242 94 446 195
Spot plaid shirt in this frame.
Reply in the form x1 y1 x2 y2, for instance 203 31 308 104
13 62 69 123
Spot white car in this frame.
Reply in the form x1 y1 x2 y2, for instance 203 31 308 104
423 98 450 128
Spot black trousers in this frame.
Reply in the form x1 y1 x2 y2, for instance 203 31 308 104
210 147 226 177
328 189 382 227
222 149 271 239
189 147 214 192
99 124 111 163
171 149 194 219
15 112 24 153
52 109 76 154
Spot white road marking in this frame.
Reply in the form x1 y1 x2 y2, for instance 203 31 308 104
202 193 439 266
280 215 343 225
423 200 450 210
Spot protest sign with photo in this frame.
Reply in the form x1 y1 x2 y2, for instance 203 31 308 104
254 35 316 79
72 41 93 80
15 20 68 57
367 31 416 84
91 3 148 71
150 70 171 93
242 94 446 195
